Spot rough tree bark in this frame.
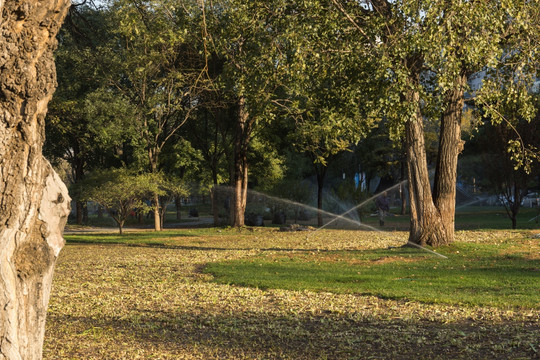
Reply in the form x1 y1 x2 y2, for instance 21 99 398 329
405 90 447 247
406 74 466 247
431 74 466 245
0 1 71 359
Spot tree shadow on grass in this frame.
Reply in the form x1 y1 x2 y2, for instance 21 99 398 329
45 308 539 359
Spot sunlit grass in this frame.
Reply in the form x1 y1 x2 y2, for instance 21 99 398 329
206 241 540 309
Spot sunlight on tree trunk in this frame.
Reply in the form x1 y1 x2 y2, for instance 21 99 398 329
405 92 446 247
0 1 71 358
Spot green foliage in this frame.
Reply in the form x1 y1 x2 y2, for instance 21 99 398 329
248 137 286 191
338 0 540 151
274 0 378 164
46 5 130 175
208 0 287 114
79 168 163 233
460 111 540 228
98 0 209 172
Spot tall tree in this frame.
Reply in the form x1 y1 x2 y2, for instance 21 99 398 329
275 0 377 227
0 1 71 358
329 0 539 246
206 0 288 226
102 0 208 231
46 4 139 224
463 93 540 229
184 89 234 225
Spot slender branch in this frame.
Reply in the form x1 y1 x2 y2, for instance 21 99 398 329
330 0 374 47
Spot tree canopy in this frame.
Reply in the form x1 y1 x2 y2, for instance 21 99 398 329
46 0 540 240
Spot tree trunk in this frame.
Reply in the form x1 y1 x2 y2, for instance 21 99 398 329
230 96 252 227
211 185 219 225
82 202 88 223
210 161 220 225
148 152 162 231
0 1 71 359
431 74 466 245
315 165 327 227
97 205 104 220
76 200 84 225
159 198 168 229
175 196 182 221
153 193 161 232
405 91 447 247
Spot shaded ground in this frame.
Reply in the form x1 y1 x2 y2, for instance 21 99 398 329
44 229 539 359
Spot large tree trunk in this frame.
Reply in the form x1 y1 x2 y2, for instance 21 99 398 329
0 1 71 359
405 91 447 247
431 74 466 245
404 60 467 247
230 96 252 227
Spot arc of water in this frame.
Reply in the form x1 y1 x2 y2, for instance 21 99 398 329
455 198 482 211
216 185 373 230
316 180 408 232
214 184 448 259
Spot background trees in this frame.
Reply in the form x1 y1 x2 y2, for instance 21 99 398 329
104 0 209 231
45 0 540 238
45 4 127 225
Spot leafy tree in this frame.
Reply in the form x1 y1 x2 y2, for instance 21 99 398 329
100 0 208 231
272 0 377 226
156 175 191 228
81 169 162 234
158 137 201 222
328 0 539 246
205 0 290 226
183 89 234 224
46 4 131 224
463 95 540 229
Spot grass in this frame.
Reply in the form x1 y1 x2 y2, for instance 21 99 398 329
205 241 540 309
44 227 540 359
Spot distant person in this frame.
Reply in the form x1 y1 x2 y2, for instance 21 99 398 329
375 192 390 226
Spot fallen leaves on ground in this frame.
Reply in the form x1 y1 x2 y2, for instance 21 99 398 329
44 229 539 359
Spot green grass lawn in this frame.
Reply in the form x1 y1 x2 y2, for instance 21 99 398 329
205 240 539 309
